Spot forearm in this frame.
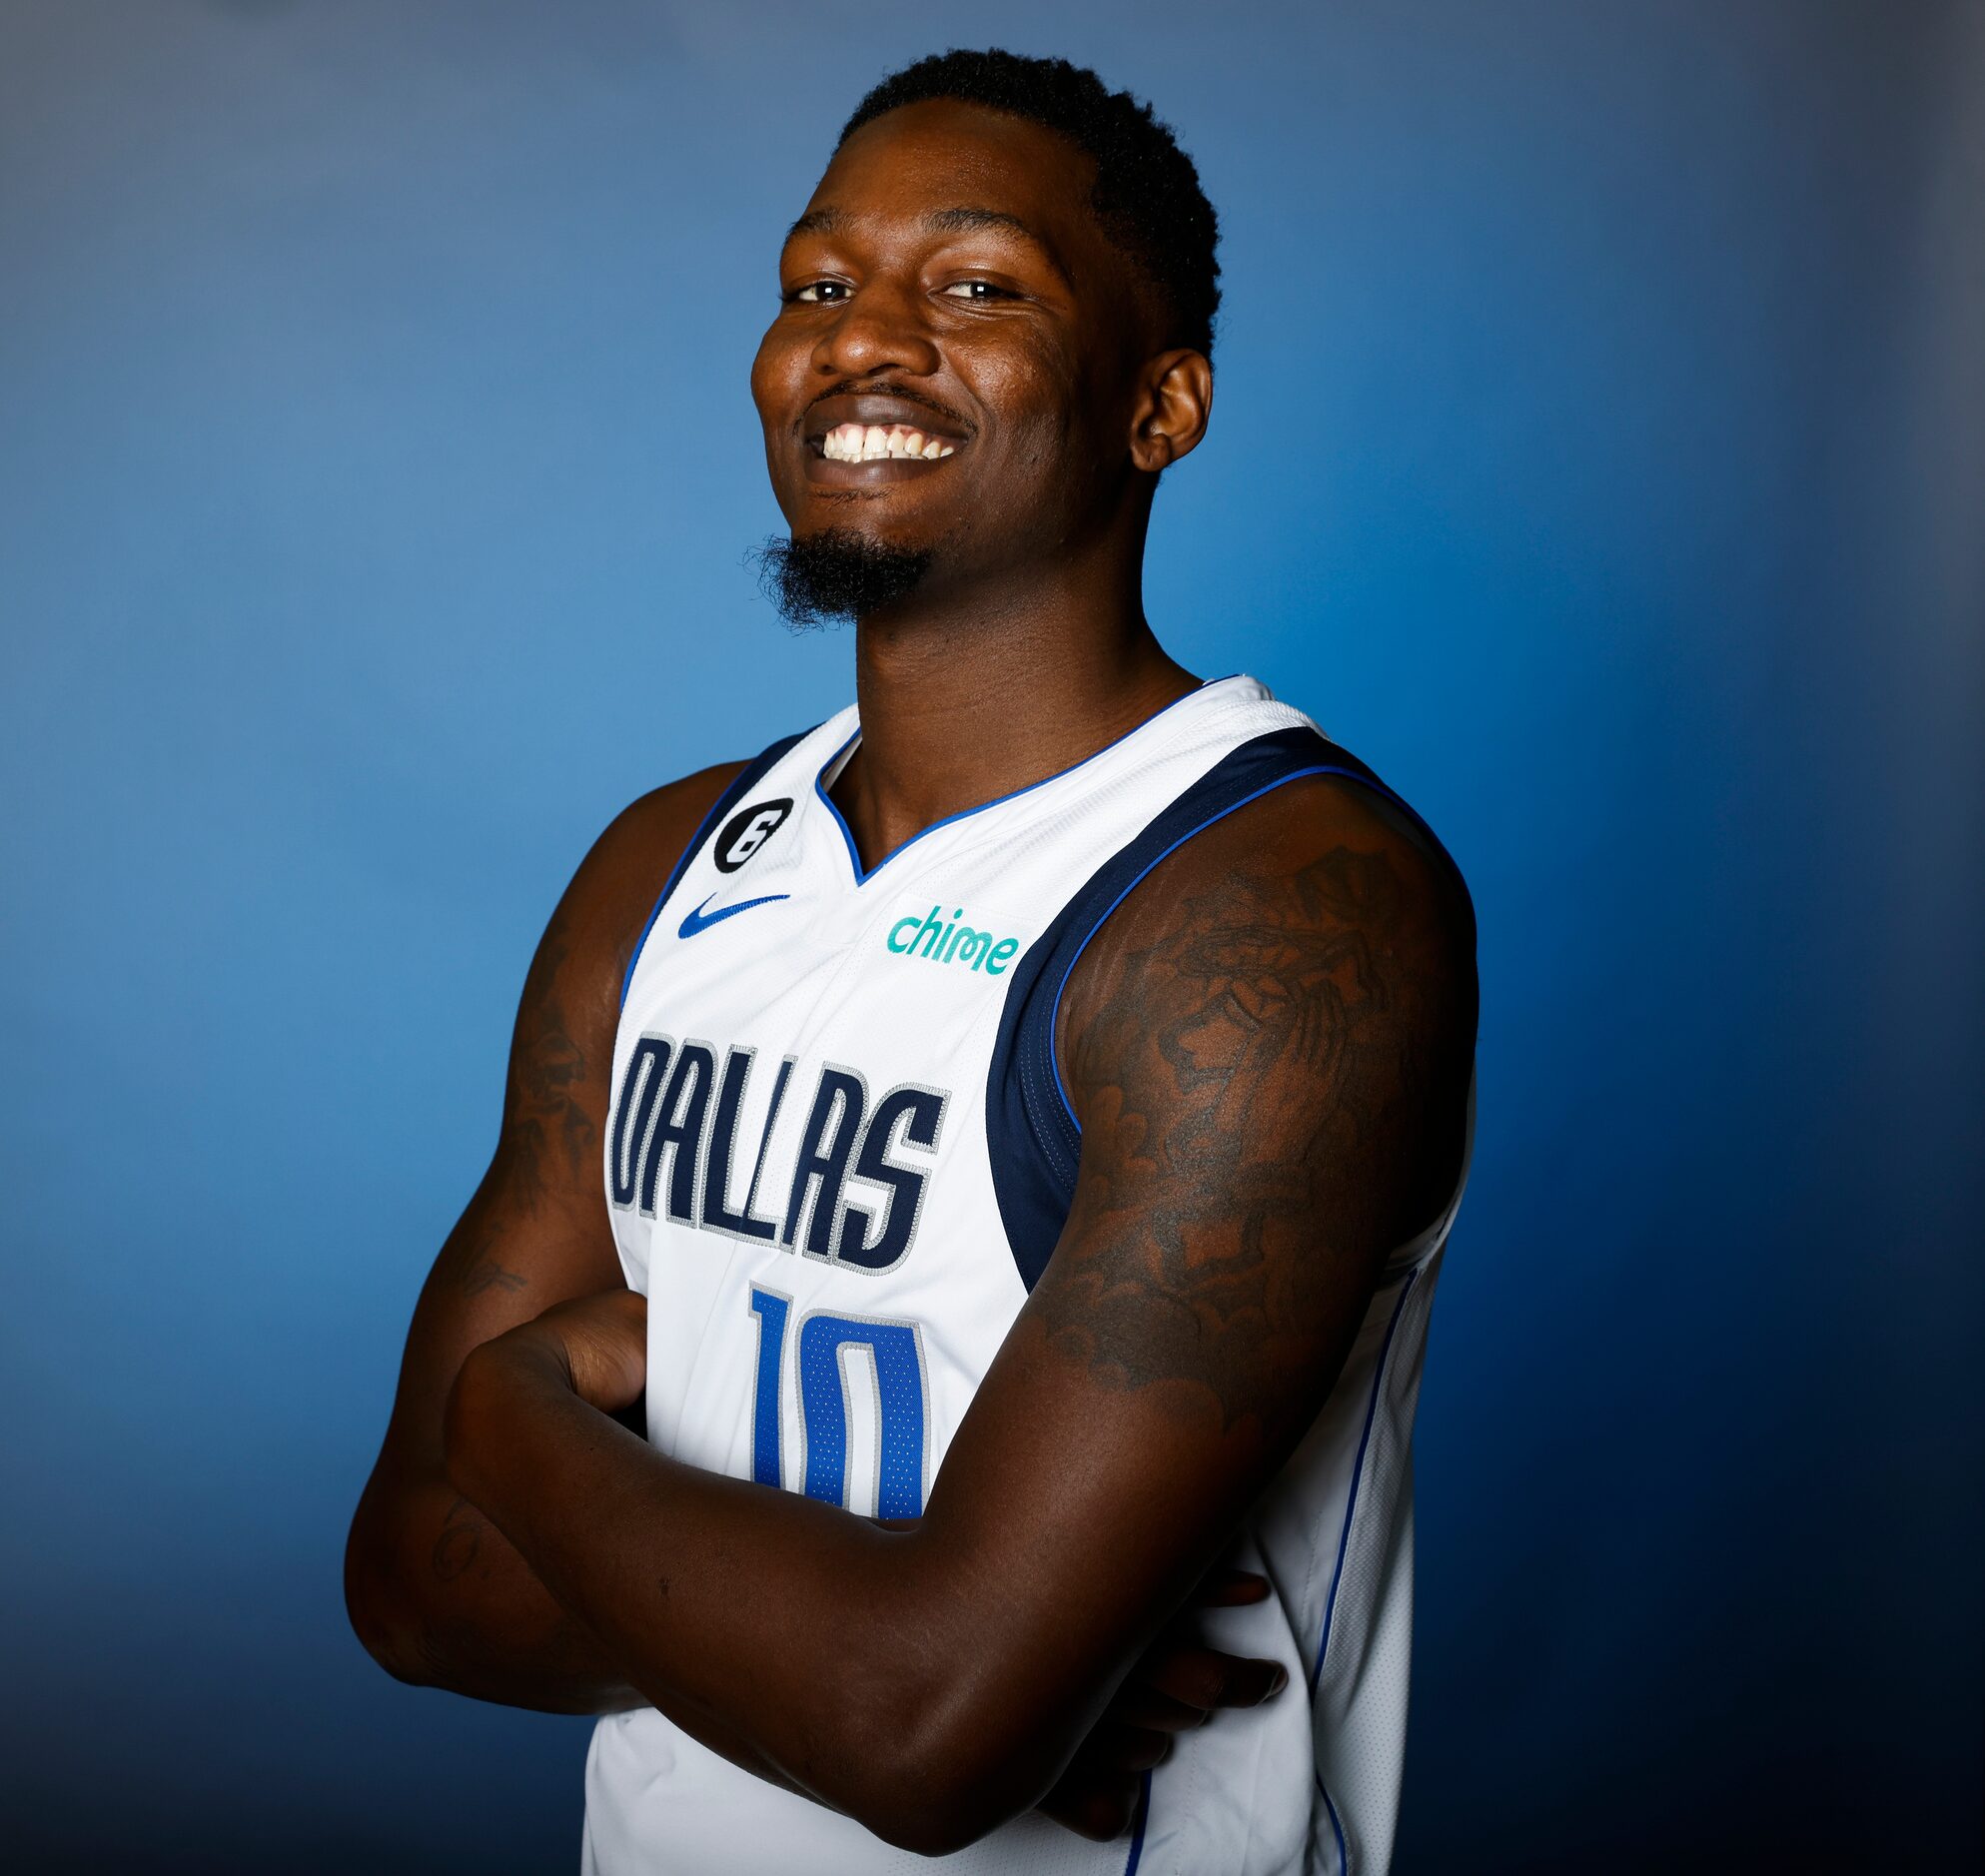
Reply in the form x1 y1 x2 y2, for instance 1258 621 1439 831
443 1345 1054 1852
345 1461 644 1715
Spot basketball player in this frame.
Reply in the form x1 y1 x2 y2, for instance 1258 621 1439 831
347 50 1477 1875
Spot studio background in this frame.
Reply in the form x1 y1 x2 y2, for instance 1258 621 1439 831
2 1 1978 1870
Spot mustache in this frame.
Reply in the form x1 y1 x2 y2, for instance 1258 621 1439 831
795 382 975 437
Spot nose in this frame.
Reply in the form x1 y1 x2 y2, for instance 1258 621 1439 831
811 279 940 382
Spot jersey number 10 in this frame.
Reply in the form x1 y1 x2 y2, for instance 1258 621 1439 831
747 1287 929 1518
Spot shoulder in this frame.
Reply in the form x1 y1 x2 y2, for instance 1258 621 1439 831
523 712 830 1050
1041 766 1478 1434
572 762 753 936
515 760 752 1050
1166 763 1467 934
1060 767 1477 1066
1055 766 1477 1247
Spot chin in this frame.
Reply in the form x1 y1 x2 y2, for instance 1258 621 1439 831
797 514 930 553
754 525 938 627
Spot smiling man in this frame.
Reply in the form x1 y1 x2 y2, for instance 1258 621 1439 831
347 49 1477 1876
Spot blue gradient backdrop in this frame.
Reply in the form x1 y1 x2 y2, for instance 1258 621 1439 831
2 2 1978 1869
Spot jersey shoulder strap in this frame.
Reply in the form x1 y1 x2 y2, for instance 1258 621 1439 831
985 722 1464 1290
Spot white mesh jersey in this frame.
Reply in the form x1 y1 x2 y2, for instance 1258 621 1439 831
584 675 1474 1876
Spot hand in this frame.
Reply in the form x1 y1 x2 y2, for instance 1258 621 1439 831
470 1288 649 1416
1036 1568 1289 1841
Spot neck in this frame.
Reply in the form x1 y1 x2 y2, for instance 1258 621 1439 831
830 531 1199 870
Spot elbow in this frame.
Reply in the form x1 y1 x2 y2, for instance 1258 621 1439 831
873 1811 1008 1863
850 1774 1005 1861
343 1494 441 1689
832 1678 1045 1858
346 1581 437 1691
854 1792 985 1862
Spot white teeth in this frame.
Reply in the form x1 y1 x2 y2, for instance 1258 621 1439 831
818 421 957 463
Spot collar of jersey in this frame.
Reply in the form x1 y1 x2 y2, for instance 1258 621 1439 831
812 674 1247 887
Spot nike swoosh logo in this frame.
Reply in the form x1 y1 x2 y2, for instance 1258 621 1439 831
677 891 790 939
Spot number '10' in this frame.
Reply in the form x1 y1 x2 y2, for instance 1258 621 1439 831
748 1286 929 1519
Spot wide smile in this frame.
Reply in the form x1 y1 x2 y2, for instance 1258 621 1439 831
819 421 955 463
799 393 971 487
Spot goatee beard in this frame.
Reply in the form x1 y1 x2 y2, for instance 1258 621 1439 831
751 527 934 628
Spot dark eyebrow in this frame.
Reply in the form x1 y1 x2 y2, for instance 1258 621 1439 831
782 204 1073 289
784 207 842 244
921 207 1073 287
921 206 1037 240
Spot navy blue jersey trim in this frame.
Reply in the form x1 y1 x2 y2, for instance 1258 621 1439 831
1311 1266 1421 1876
985 724 1460 1292
617 728 810 1011
1123 1769 1152 1874
1319 1774 1349 1876
813 677 1243 888
1310 1266 1420 1696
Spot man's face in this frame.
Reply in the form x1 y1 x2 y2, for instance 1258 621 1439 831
750 99 1160 602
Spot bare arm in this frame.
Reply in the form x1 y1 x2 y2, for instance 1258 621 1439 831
442 774 1478 1848
345 755 1287 1824
343 763 742 1711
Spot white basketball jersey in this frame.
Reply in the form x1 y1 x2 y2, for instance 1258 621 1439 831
584 675 1474 1876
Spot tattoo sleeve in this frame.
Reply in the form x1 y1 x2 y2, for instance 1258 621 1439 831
1043 809 1473 1443
500 907 598 1213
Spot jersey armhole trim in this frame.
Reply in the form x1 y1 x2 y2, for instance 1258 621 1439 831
1311 1262 1423 1876
1310 1265 1421 1697
617 728 811 1011
1045 763 1392 1137
985 724 1462 1294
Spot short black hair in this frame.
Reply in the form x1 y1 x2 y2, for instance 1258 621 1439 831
838 48 1221 357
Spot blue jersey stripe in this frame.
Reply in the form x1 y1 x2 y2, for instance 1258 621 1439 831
1123 1768 1152 1875
1312 1266 1421 1701
1310 1266 1422 1876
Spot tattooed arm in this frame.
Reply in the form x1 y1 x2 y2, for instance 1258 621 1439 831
1043 775 1477 1451
343 762 745 1711
441 774 1477 1845
343 754 1282 1814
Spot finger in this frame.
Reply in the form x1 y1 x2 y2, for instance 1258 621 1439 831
1143 1647 1290 1711
1103 1686 1212 1731
1192 1569 1272 1608
1036 1768 1140 1843
1079 1723 1175 1773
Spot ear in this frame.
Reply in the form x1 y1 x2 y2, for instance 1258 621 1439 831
1128 348 1214 472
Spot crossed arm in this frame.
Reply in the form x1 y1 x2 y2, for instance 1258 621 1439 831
347 767 1476 1854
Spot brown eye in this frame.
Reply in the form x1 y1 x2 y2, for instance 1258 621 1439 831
939 280 1012 302
789 281 851 305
